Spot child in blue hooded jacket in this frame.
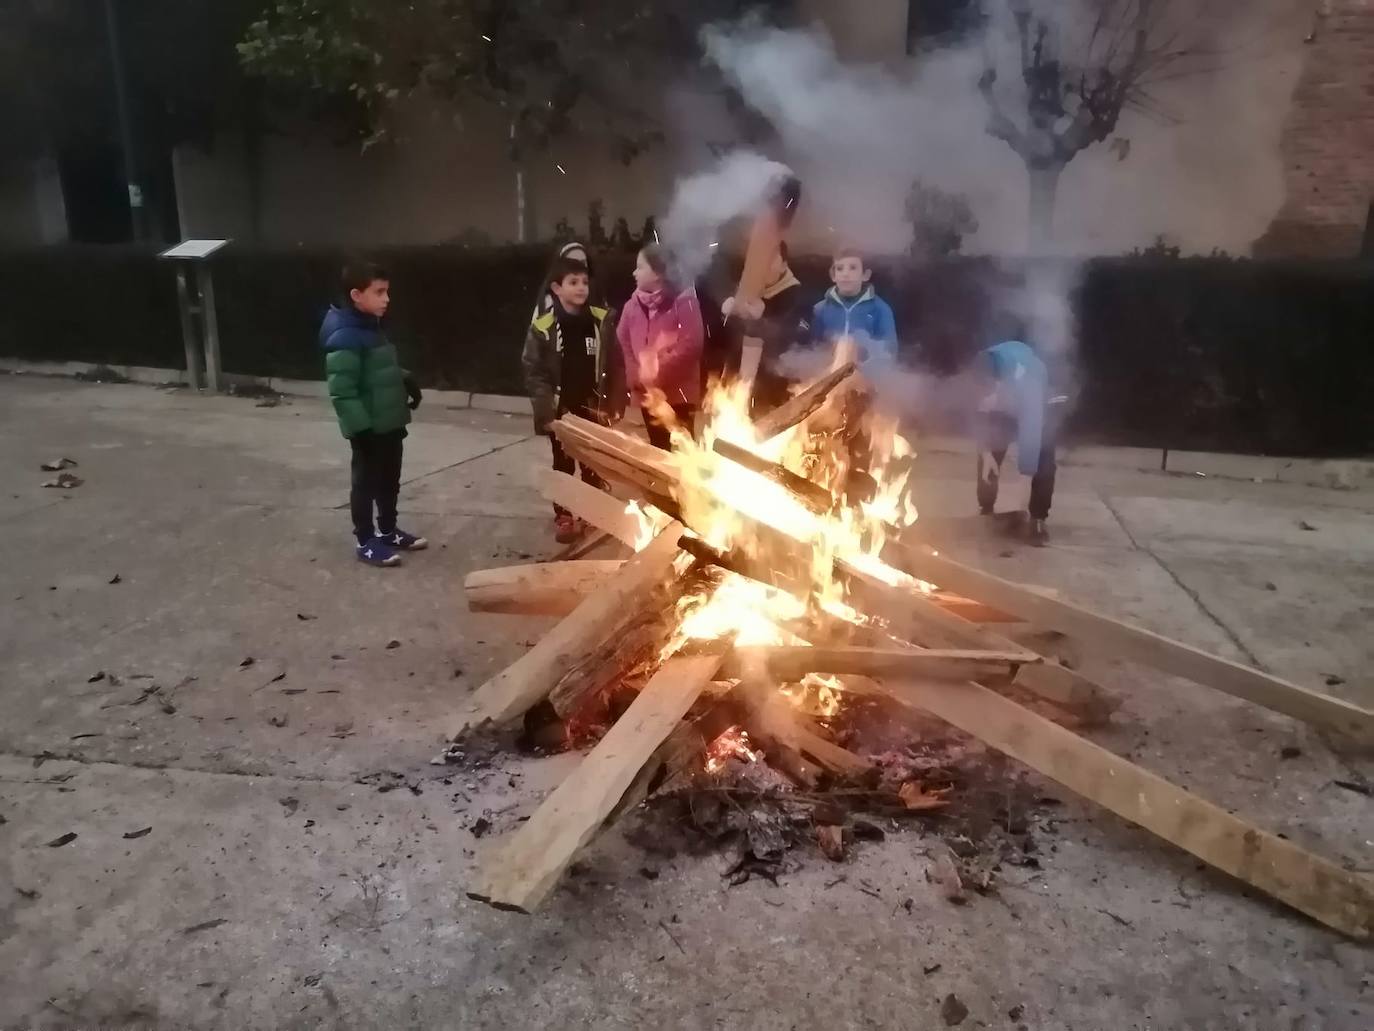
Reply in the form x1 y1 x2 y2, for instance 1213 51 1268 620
810 248 898 370
971 335 1070 546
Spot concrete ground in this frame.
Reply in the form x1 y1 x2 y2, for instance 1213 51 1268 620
0 375 1370 1031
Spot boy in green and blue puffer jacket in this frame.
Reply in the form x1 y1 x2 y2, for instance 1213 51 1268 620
321 259 426 567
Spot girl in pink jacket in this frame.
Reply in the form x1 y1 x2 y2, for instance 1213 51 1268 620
616 244 705 449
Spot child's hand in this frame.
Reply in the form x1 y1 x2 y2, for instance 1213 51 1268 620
405 376 423 410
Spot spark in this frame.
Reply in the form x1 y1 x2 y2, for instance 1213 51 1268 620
709 241 719 249
481 34 492 42
556 163 567 175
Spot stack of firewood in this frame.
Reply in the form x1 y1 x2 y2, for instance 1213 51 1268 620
455 368 1373 941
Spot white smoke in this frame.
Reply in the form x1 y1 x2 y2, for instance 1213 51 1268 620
698 3 1308 257
701 21 993 257
659 150 794 285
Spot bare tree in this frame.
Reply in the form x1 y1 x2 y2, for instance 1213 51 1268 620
978 0 1209 250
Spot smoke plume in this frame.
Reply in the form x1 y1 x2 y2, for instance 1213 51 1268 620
659 150 794 285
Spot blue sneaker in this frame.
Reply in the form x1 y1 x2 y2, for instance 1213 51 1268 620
382 528 428 551
356 536 402 567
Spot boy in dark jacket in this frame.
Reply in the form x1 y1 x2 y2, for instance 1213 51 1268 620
722 242 811 415
810 248 898 370
522 256 623 543
321 260 425 567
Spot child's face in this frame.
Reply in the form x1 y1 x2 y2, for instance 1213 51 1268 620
350 279 390 317
831 257 870 298
634 252 663 292
551 273 590 309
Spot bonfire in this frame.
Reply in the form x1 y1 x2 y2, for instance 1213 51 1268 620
453 344 1372 941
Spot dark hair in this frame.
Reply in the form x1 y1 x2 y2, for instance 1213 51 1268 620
832 246 866 267
638 242 669 277
342 259 388 295
548 256 589 287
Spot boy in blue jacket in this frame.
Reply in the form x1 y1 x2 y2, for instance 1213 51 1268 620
321 260 426 567
810 248 898 370
971 334 1069 547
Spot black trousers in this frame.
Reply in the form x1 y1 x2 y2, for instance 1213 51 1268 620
976 410 1059 521
350 429 405 542
643 403 697 450
549 403 606 517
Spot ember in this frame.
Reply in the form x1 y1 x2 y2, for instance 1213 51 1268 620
703 725 764 774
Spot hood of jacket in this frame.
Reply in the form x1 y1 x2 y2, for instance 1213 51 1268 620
319 304 383 351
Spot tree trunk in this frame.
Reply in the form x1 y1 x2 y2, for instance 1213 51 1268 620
1027 164 1062 254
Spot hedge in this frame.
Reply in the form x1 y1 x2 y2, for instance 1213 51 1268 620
0 244 1371 457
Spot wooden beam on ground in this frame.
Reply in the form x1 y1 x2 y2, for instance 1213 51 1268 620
884 539 1374 743
467 654 723 912
450 525 686 737
720 645 1027 683
751 362 856 442
875 676 1374 940
465 561 624 616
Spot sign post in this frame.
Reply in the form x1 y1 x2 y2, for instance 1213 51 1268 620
158 239 230 392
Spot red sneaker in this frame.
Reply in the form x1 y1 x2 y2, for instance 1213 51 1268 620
554 513 580 544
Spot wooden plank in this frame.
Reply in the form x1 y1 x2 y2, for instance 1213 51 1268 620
720 645 1026 683
846 567 1118 722
467 654 722 912
465 561 624 616
885 540 1374 743
1014 661 1121 722
553 529 613 561
450 525 686 737
752 362 857 442
539 468 661 549
877 676 1374 940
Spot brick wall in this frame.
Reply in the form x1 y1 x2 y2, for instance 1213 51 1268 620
1257 0 1374 256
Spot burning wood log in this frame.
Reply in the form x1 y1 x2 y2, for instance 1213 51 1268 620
464 561 626 617
734 678 865 787
467 654 723 913
874 675 1374 940
883 539 1374 743
451 525 686 738
546 586 681 719
719 645 1027 683
551 417 680 500
751 362 857 443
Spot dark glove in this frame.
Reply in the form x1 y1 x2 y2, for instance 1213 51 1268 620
404 375 422 410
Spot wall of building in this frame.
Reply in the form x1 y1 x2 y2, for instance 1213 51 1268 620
1257 0 1374 256
0 157 67 245
173 102 686 248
